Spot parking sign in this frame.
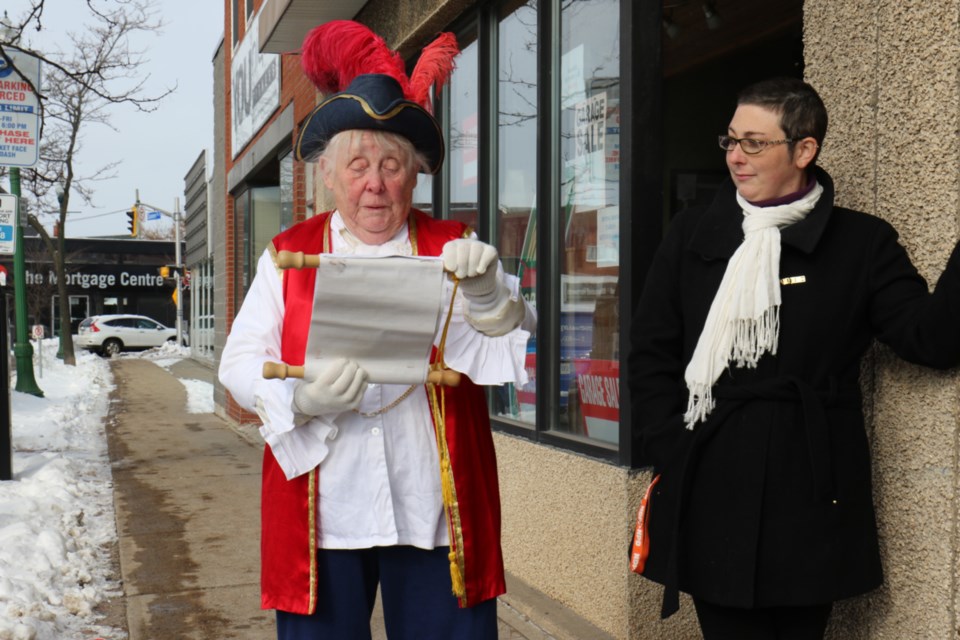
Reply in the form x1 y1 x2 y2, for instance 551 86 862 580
0 195 16 255
0 48 41 168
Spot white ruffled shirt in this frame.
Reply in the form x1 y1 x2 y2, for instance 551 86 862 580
219 212 534 550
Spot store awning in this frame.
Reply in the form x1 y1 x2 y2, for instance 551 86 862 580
258 0 366 54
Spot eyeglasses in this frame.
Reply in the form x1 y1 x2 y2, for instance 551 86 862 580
718 135 795 155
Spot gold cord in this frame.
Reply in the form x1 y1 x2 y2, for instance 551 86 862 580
353 384 418 417
429 277 467 600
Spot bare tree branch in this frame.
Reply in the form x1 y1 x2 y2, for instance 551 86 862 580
1 0 172 365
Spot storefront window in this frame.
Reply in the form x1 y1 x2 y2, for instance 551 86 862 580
448 35 479 229
557 0 620 445
430 0 625 455
234 189 250 301
251 186 281 277
280 152 294 231
495 0 538 425
234 185 280 298
190 259 215 359
51 295 89 336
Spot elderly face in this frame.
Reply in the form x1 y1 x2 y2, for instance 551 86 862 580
320 130 418 245
725 104 816 203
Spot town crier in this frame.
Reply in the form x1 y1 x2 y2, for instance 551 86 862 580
219 20 534 640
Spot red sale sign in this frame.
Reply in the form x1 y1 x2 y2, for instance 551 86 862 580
576 359 619 442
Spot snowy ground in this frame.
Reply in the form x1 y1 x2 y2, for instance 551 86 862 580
0 339 213 640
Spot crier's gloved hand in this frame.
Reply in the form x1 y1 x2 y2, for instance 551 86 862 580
441 238 525 337
293 358 369 416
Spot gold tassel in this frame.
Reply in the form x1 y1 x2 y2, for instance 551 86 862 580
449 549 466 598
440 458 455 507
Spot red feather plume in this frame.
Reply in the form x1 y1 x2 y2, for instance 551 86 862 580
407 33 460 108
300 21 459 109
300 21 406 94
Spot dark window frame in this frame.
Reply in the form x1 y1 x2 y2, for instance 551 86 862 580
432 0 662 468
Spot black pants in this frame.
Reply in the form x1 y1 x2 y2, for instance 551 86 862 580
693 598 833 640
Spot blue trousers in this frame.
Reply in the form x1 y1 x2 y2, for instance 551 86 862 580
276 546 498 640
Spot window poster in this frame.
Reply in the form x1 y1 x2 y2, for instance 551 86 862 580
596 205 619 268
460 113 478 187
569 91 607 208
561 45 586 109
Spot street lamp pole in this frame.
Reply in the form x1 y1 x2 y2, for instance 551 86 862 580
136 195 185 346
174 197 182 347
54 185 66 360
10 168 42 396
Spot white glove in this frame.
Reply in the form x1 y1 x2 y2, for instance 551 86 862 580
293 358 369 417
441 239 525 337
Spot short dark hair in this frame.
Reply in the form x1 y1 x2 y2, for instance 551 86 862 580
737 77 828 162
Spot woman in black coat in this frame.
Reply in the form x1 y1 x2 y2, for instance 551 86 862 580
628 77 960 639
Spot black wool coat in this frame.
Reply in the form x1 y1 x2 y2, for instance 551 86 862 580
627 167 960 616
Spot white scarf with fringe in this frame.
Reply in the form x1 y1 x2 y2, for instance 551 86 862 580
683 181 824 428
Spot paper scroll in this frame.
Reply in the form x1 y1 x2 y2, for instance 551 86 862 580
303 254 446 385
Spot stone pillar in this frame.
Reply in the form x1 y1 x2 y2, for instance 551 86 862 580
805 2 960 637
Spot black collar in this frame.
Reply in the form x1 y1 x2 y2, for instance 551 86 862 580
688 167 836 260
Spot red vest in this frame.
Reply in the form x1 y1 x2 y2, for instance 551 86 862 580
260 210 506 613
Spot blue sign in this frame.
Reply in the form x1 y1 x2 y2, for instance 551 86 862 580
0 195 16 255
146 211 162 221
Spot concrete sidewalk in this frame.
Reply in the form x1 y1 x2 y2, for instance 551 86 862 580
106 357 273 639
103 356 568 640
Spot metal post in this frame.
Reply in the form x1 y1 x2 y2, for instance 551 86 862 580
10 168 42 397
174 197 183 346
136 196 184 345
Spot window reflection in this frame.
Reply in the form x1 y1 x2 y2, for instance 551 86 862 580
494 0 538 426
412 173 433 216
448 36 479 229
558 0 620 445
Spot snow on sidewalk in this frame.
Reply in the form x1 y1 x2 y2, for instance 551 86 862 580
0 340 212 640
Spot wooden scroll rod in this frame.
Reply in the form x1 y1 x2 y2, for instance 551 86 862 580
275 250 455 274
262 361 462 387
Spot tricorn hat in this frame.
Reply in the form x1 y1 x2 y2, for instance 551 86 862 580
295 21 459 174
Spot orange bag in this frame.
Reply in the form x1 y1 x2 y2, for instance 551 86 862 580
630 474 661 574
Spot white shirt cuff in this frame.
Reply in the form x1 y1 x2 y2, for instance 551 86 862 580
253 378 339 480
442 273 532 386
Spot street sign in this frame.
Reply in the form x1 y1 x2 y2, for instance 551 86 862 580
146 210 162 221
31 324 43 339
0 195 17 255
0 48 41 168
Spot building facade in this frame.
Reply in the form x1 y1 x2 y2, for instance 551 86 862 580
1 237 181 338
209 1 960 637
184 150 216 360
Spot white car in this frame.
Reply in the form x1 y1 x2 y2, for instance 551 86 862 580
76 314 178 356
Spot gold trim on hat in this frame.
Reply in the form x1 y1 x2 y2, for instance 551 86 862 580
295 94 444 173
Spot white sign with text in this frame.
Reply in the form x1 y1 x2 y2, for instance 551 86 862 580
0 48 41 167
230 12 281 158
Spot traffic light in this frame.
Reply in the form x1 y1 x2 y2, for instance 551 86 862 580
126 207 138 237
